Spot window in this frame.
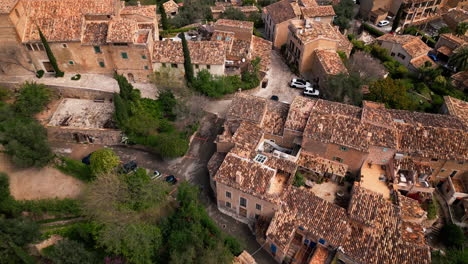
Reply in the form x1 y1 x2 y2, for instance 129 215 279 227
37 43 45 51
171 63 178 68
339 146 348 151
382 159 387 163
144 65 149 70
226 191 231 198
383 148 388 152
431 158 438 162
113 43 128 46
141 55 147 59
216 36 222 40
314 17 321 21
62 43 68 48
225 201 231 208
26 44 33 51
254 154 267 164
194 64 199 69
397 53 406 60
98 61 105 68
240 197 247 207
458 161 464 165
15 9 20 18
450 170 458 178
332 157 343 163
94 46 102 53
207 65 211 69
390 52 395 57
226 36 231 41
121 52 128 59
162 63 166 68
68 60 74 65
256 204 262 211
441 169 446 172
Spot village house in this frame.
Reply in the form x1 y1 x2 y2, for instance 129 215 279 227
360 0 445 29
435 33 467 66
162 0 179 18
152 40 226 76
285 19 352 86
210 2 259 19
209 94 467 222
450 71 468 91
442 7 468 32
262 0 335 48
0 0 158 82
376 34 435 71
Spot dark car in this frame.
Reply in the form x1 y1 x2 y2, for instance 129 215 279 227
122 160 137 174
165 175 179 185
81 153 93 165
270 95 279 101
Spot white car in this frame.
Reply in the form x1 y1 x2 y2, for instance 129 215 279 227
290 78 312 89
303 87 320 97
377 20 390 27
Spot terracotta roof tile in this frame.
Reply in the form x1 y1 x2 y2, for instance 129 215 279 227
227 93 267 124
121 5 156 18
297 151 348 176
314 49 348 75
215 19 254 30
251 36 272 73
82 21 109 46
152 40 184 63
398 194 427 222
162 0 178 14
107 18 138 43
443 96 468 125
0 0 18 14
378 34 432 58
301 6 335 17
264 0 299 24
262 100 289 136
284 96 317 132
189 41 226 65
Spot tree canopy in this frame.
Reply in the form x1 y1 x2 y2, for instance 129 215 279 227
89 148 120 176
365 78 416 110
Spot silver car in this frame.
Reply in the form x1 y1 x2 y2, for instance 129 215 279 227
290 78 312 89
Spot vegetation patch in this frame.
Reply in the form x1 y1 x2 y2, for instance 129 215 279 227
36 69 44 78
71 73 81 81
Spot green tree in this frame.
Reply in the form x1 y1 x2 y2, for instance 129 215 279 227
14 82 52 116
89 148 120 176
159 3 169 30
448 46 468 72
333 0 354 31
0 173 18 217
440 224 464 249
157 90 177 119
180 32 194 85
44 239 97 264
0 218 39 263
293 172 305 187
327 73 364 105
115 73 136 101
455 22 467 37
365 78 415 110
38 27 64 77
221 7 247 21
113 93 129 125
150 133 189 158
426 197 438 220
438 26 452 35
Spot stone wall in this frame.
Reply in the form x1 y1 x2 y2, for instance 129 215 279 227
47 126 122 145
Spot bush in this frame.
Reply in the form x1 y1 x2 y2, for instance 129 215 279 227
224 235 243 256
293 172 306 187
149 133 189 158
0 172 19 216
14 81 52 116
17 198 82 217
43 239 98 264
361 23 385 37
440 224 464 248
71 74 81 81
36 70 44 78
89 148 120 176
55 157 93 182
426 197 438 220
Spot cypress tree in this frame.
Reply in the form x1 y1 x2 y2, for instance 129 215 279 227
391 5 403 33
38 27 64 77
180 33 194 85
159 3 169 30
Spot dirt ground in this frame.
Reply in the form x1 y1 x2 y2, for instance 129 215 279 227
0 154 84 200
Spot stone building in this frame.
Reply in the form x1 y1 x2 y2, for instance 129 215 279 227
162 0 179 18
376 34 435 71
211 3 259 20
0 0 158 82
435 33 467 65
262 0 335 48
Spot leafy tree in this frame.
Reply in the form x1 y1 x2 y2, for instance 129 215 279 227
0 87 12 102
438 26 452 35
293 172 305 187
14 82 52 116
157 90 177 119
448 46 468 72
333 0 354 31
89 148 120 176
426 197 438 220
0 116 54 167
113 93 129 125
432 248 468 264
221 7 247 21
455 22 467 37
38 27 64 77
44 239 98 264
159 3 169 30
115 73 136 101
440 224 464 249
180 32 194 85
365 78 415 110
327 73 364 105
149 133 189 158
0 173 18 217
0 218 39 263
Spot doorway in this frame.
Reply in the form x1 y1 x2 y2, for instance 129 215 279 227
41 61 54 73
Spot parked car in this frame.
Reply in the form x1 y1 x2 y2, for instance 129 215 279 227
377 20 390 27
81 152 93 165
150 170 162 180
270 95 279 101
122 160 137 174
290 78 311 89
165 175 179 185
428 54 438 62
303 87 320 97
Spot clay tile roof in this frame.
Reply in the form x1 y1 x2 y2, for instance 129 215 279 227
393 157 432 176
208 152 226 177
232 122 264 155
297 151 348 177
251 35 272 73
284 96 317 132
404 39 432 58
314 49 348 75
227 93 267 124
398 194 427 221
189 41 226 65
82 21 109 46
121 5 156 18
163 0 179 14
266 186 349 248
0 0 18 14
410 55 435 69
437 45 453 56
440 33 466 46
215 19 254 30
309 246 328 264
377 34 418 45
264 0 298 24
262 100 290 136
152 40 184 64
23 0 115 42
301 6 335 17
107 18 137 43
443 96 468 125
214 153 280 203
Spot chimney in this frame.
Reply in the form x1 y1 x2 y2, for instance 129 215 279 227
235 171 243 185
305 19 311 28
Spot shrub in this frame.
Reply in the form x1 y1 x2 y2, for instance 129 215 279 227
293 172 306 187
89 148 120 176
440 224 465 248
17 198 82 217
426 197 438 220
0 172 19 216
43 239 98 264
14 81 52 116
224 235 243 256
149 133 189 158
55 157 93 182
71 74 81 81
361 23 385 37
36 70 44 78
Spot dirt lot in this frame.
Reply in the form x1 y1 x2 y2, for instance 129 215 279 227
0 154 84 200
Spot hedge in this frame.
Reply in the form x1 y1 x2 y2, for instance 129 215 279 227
361 23 385 37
